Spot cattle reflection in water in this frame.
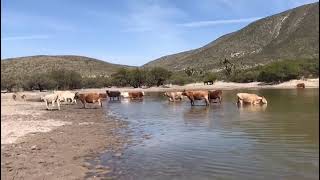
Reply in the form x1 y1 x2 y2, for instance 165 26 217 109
183 106 210 123
237 103 267 112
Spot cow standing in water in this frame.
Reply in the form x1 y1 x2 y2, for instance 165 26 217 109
236 93 267 105
296 83 305 88
208 90 222 103
122 91 144 100
106 90 121 101
182 90 210 106
164 91 183 102
75 92 102 108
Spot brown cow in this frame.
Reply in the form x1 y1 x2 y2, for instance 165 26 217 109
75 92 102 108
164 91 183 102
12 94 17 101
182 90 210 106
208 90 222 103
126 92 144 99
296 83 305 89
106 90 121 101
99 93 107 100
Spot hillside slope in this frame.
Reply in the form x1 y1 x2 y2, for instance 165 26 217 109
1 55 133 77
144 2 319 71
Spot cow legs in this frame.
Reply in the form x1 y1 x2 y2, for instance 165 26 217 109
45 101 50 110
205 98 210 106
98 99 102 107
219 97 222 104
57 101 61 110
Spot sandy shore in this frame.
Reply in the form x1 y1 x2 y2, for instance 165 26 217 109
1 93 129 179
78 78 319 93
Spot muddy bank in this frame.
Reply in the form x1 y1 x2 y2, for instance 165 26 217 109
1 93 129 180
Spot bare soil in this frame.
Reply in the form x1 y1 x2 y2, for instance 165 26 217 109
1 93 129 180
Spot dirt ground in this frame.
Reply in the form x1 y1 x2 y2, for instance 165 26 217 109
1 93 129 180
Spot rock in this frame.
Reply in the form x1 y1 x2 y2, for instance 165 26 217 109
114 153 122 157
31 145 37 150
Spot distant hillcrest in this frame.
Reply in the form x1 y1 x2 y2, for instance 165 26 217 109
1 55 133 77
143 2 319 71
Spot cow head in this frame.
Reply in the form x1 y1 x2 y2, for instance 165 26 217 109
181 89 187 96
257 96 267 104
74 92 80 99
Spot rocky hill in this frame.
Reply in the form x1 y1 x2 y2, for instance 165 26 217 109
1 55 133 77
144 2 319 71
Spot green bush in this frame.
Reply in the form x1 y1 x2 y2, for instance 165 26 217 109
203 72 217 82
168 72 195 85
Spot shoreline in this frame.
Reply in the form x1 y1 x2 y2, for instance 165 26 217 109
1 93 130 179
76 78 319 93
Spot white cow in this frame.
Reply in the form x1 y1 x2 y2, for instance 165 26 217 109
41 93 61 110
236 93 267 105
54 91 77 104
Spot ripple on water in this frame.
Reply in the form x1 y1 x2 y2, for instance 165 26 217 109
99 90 319 180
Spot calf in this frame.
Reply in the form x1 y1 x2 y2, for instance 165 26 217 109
236 93 267 105
41 93 61 110
164 91 183 102
75 92 102 108
182 90 210 106
208 90 222 103
106 90 121 101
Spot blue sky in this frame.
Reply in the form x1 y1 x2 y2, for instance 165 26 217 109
1 0 318 66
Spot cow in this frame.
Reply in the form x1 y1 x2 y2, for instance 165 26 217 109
54 91 77 104
296 83 305 89
204 80 214 85
208 90 222 103
21 94 26 101
74 92 102 109
120 92 129 98
12 94 17 101
40 93 61 110
181 90 210 106
236 93 267 105
122 91 144 99
106 90 121 101
99 93 108 100
164 91 183 102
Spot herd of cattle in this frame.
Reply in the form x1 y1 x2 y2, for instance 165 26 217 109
18 89 271 110
9 82 307 110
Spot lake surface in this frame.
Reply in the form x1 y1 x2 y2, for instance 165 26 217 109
102 89 319 180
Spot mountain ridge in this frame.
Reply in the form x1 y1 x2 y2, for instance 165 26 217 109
143 2 319 71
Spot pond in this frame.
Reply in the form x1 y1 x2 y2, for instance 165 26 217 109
102 89 319 180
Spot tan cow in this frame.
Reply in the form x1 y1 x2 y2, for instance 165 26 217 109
236 93 267 105
75 92 102 108
164 91 183 102
182 90 210 106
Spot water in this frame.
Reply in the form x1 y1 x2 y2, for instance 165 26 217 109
102 89 319 180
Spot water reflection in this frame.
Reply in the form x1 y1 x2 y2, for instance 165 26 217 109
98 89 319 180
237 104 267 113
183 106 210 123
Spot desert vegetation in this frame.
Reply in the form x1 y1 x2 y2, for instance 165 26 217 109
1 58 318 92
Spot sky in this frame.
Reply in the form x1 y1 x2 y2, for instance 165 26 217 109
1 0 318 66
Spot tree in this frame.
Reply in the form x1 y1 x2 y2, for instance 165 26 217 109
146 67 172 87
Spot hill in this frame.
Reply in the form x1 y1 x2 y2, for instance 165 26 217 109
1 55 133 77
144 2 319 71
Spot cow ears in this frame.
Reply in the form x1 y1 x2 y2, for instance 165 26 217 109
257 97 263 100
